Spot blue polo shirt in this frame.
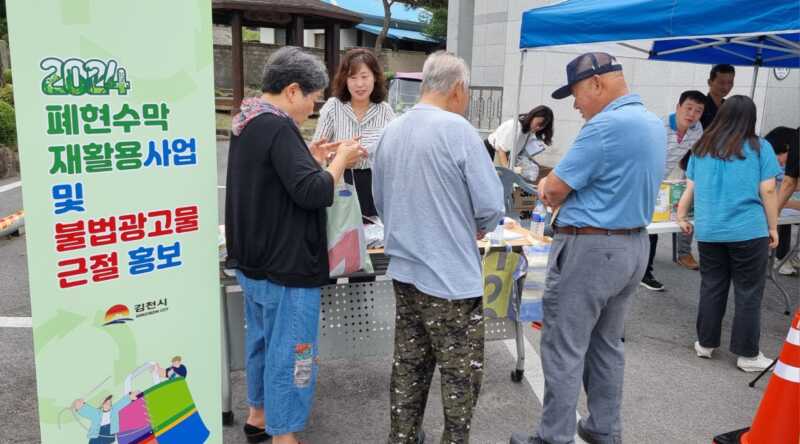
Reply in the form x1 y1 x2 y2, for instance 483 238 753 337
687 139 781 242
554 94 666 229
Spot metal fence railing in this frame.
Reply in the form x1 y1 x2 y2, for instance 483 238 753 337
467 86 503 134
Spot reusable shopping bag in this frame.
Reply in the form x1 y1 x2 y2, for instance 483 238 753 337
326 173 373 278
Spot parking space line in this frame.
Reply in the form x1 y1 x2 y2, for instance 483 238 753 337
0 181 21 194
0 316 32 328
503 335 586 443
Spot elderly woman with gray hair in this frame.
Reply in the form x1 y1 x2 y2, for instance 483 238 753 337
225 47 366 444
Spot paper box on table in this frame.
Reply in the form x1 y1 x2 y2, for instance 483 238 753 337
512 188 537 210
652 183 671 222
668 180 687 221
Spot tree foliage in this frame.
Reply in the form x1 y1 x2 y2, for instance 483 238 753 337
375 0 448 52
0 100 16 146
421 6 447 40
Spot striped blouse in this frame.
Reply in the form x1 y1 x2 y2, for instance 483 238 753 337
313 97 395 169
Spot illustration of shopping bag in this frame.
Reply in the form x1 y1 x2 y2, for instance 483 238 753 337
327 178 373 278
118 396 154 444
117 362 210 444
483 249 527 319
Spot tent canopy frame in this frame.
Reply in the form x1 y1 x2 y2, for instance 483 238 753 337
508 0 800 169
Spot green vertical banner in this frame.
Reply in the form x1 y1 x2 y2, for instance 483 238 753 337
6 1 222 443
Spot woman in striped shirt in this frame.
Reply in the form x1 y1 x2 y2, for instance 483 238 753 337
313 48 395 218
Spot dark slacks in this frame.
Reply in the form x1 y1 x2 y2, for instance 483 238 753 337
344 168 378 218
696 237 769 357
646 234 658 275
776 224 792 260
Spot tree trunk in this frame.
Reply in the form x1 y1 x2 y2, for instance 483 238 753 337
375 0 393 53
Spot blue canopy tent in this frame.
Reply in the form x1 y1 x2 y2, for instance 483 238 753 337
507 0 800 167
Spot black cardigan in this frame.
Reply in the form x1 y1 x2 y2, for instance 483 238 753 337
225 113 334 287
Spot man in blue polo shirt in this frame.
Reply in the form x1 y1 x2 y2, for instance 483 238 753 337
511 53 665 444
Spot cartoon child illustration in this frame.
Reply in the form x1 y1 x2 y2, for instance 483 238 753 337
156 355 187 380
72 391 140 444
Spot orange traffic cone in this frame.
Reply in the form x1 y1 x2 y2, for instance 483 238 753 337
713 309 800 444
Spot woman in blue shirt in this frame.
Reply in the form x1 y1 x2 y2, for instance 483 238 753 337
677 95 780 373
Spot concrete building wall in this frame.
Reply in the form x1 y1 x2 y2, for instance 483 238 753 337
258 28 287 45
450 0 799 167
259 28 275 45
447 0 474 66
468 0 509 88
341 28 359 49
259 27 356 50
762 69 800 133
305 29 323 48
361 32 377 48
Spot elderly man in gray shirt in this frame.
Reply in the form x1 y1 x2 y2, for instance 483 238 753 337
373 51 504 444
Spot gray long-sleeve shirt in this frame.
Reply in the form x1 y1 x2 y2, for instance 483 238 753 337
372 104 504 300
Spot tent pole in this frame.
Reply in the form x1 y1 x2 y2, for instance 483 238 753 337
655 38 728 56
751 41 764 99
511 50 526 170
750 66 758 99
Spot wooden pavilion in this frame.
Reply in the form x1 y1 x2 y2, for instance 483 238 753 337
212 0 362 114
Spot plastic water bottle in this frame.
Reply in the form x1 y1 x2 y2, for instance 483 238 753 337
532 202 546 239
491 218 505 246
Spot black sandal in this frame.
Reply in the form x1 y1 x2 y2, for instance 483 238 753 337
244 423 271 443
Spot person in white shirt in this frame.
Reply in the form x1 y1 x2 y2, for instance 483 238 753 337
486 105 553 183
641 90 705 291
313 48 395 218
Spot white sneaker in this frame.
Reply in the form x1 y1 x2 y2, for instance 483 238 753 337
737 352 774 372
778 261 797 276
694 341 714 358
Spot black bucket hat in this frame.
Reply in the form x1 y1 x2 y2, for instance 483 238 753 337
552 52 623 99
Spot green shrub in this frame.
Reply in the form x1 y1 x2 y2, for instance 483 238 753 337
0 101 16 146
242 28 260 42
384 71 395 81
0 84 13 105
3 69 11 85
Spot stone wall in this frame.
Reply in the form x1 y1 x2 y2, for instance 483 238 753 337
214 42 327 90
214 43 426 90
381 50 427 73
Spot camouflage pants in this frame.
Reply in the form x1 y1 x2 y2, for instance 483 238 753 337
388 281 485 444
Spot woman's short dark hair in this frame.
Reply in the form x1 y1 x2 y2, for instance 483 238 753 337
692 95 760 160
331 48 387 103
518 105 554 145
261 46 329 95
